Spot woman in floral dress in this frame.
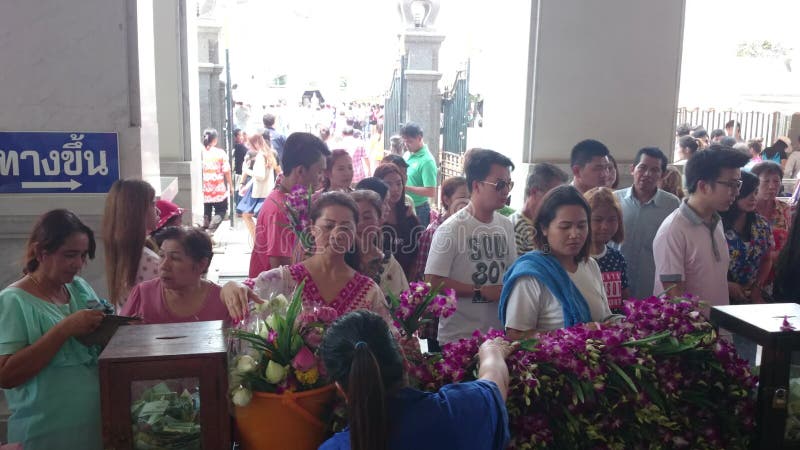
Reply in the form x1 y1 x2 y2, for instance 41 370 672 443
220 192 392 325
201 128 233 231
721 171 773 363
721 171 773 305
751 161 790 293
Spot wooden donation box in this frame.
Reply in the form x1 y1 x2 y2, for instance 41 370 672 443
98 320 231 450
711 303 800 450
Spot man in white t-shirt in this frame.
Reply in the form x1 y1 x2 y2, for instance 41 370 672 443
425 149 517 344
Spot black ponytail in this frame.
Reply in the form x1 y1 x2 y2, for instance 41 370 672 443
320 310 405 450
348 342 388 450
202 128 218 148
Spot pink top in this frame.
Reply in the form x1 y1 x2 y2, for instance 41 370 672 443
120 278 230 326
249 188 296 278
252 263 393 325
653 202 730 309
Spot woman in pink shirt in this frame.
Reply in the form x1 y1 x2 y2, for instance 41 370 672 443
121 226 230 325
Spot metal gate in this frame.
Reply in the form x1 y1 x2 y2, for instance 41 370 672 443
676 107 791 144
440 61 470 178
384 56 406 150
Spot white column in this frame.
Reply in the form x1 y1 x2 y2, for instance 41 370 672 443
403 31 445 162
155 0 203 224
0 0 163 294
523 0 686 186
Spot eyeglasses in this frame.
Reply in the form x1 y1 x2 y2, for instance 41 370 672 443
715 179 743 191
479 179 514 191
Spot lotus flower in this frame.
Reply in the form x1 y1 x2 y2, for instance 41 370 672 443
265 360 287 384
304 327 323 348
268 294 289 315
292 346 317 372
236 355 257 373
231 386 252 406
317 306 338 324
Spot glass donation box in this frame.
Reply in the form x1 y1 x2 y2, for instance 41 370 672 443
98 320 231 450
711 303 800 450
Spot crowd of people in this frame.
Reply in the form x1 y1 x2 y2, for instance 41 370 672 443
4 105 800 448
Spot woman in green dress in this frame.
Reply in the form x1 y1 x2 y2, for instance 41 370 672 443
0 209 104 450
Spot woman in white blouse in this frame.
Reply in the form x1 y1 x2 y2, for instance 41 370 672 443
239 134 281 243
499 186 612 339
102 179 160 308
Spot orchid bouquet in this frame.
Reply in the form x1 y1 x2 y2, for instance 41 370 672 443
387 281 457 337
277 184 314 254
228 280 337 406
407 295 757 449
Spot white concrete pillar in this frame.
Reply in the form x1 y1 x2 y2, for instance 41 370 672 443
402 31 445 162
523 0 686 186
154 0 204 224
464 1 684 208
0 0 163 293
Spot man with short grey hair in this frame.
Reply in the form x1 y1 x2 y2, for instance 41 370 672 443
510 163 568 256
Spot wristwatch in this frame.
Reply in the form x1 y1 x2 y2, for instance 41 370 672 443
472 284 485 303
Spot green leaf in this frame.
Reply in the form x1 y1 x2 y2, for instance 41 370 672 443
566 376 585 403
608 361 638 394
640 379 668 412
517 338 540 352
621 330 672 347
229 331 269 352
387 291 401 309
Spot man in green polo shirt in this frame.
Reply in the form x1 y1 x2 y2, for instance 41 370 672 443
401 122 438 227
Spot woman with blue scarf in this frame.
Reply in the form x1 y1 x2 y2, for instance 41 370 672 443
499 186 612 340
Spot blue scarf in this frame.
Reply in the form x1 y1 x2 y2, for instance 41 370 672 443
498 251 592 328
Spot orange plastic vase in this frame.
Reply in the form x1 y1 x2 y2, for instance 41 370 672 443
235 384 337 450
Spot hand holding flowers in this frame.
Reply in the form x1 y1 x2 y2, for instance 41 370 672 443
277 184 314 254
388 282 456 338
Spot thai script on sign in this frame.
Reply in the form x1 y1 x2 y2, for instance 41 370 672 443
0 133 109 177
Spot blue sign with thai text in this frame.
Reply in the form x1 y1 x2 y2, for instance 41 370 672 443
0 132 120 194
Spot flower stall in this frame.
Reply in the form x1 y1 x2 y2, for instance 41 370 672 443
406 296 757 449
711 302 800 449
97 279 758 449
98 320 230 450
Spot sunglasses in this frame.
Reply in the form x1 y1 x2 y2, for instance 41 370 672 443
715 179 743 191
479 179 514 191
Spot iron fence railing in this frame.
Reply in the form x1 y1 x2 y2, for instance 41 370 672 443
439 150 464 181
441 62 470 156
384 56 406 149
676 107 791 144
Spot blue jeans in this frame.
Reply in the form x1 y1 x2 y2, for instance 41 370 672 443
415 202 431 228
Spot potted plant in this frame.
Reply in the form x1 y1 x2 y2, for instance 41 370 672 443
228 280 338 450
